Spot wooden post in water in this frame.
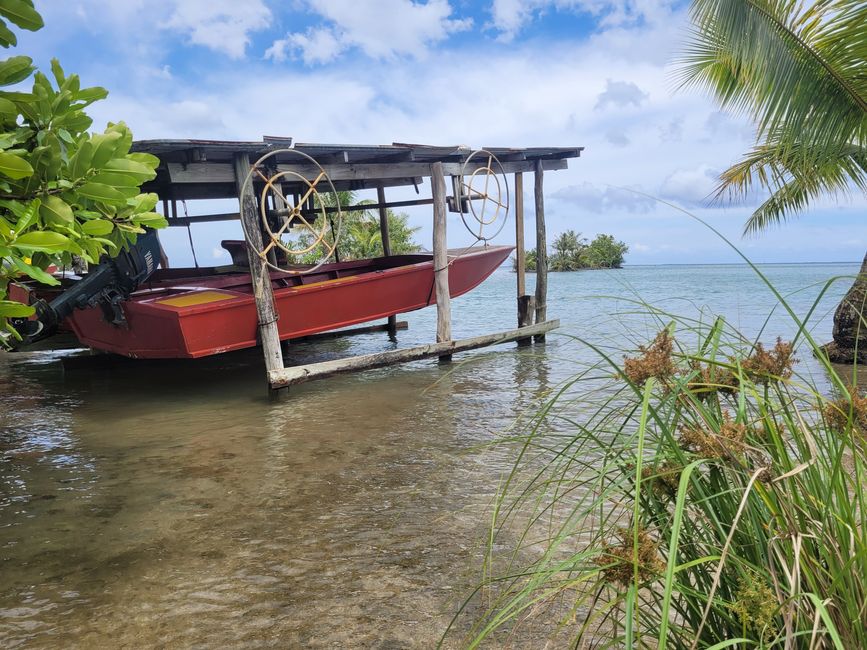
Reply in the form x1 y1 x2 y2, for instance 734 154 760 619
377 184 398 338
430 162 452 362
533 159 548 342
233 153 286 396
514 172 534 341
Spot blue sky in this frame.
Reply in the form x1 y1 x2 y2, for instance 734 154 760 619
14 0 866 266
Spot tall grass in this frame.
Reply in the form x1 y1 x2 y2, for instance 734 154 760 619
448 273 866 647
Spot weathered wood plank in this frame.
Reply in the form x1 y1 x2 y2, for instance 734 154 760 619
534 159 548 342
430 162 452 361
514 171 526 301
268 320 560 387
233 153 286 394
166 159 567 184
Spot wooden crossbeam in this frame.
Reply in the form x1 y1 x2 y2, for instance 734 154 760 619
165 159 568 185
268 319 560 388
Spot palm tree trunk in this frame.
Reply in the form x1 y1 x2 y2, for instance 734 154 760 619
824 249 867 363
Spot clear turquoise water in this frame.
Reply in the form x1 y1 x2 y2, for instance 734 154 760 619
0 261 860 647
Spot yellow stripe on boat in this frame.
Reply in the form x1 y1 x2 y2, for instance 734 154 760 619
157 290 238 307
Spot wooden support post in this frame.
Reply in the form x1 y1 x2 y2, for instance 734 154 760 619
233 153 286 397
515 172 526 300
533 159 548 343
377 184 398 338
430 161 452 362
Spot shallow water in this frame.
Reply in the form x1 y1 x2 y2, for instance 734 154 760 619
0 262 860 647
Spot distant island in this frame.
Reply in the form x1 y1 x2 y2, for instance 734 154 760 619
515 230 628 271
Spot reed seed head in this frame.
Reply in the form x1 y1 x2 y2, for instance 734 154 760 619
686 360 739 398
623 330 676 386
679 411 746 458
596 526 665 587
740 338 797 384
823 384 867 433
731 570 779 642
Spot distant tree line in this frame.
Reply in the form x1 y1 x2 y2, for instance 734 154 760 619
515 231 628 271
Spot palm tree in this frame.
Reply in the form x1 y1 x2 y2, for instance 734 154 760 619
678 0 867 361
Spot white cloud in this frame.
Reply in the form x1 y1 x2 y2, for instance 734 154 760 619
271 0 472 63
163 0 271 59
266 27 347 65
605 129 630 146
553 182 656 213
490 0 677 41
659 164 719 207
595 78 648 110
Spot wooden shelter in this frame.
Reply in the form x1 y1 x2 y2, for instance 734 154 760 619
133 137 583 396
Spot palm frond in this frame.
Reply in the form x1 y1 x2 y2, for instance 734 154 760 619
724 142 867 233
676 0 867 158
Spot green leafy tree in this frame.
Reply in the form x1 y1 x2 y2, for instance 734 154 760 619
516 234 627 271
295 190 421 263
513 247 537 272
583 233 629 269
677 0 866 359
550 229 587 271
0 0 164 345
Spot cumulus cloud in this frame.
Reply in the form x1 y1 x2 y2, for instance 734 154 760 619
491 0 677 41
553 182 656 213
266 27 346 65
659 164 719 207
595 79 648 110
659 118 682 142
163 0 271 59
270 0 472 64
605 129 630 146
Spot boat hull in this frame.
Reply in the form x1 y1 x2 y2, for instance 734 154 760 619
67 246 513 359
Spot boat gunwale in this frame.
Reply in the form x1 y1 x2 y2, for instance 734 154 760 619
130 245 513 318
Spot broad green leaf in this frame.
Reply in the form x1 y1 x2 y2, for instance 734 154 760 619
55 128 74 145
12 229 70 252
0 214 13 239
14 199 39 232
0 197 25 217
0 0 43 31
73 86 107 106
11 255 58 284
0 150 32 179
91 170 139 188
127 192 159 214
68 139 93 178
0 299 34 317
0 97 15 116
53 110 91 133
39 195 73 224
126 152 159 167
0 55 34 87
89 131 122 168
116 223 145 234
89 236 117 251
49 58 64 86
133 213 167 228
80 218 113 236
0 18 15 48
77 182 127 203
104 157 157 181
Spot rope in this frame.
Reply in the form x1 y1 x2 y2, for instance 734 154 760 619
424 238 486 307
183 200 199 268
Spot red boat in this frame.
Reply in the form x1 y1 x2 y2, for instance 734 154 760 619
62 245 512 359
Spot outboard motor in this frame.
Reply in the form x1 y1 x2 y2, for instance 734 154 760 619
13 229 162 345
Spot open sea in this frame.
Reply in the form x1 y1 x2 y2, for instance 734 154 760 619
0 261 861 647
